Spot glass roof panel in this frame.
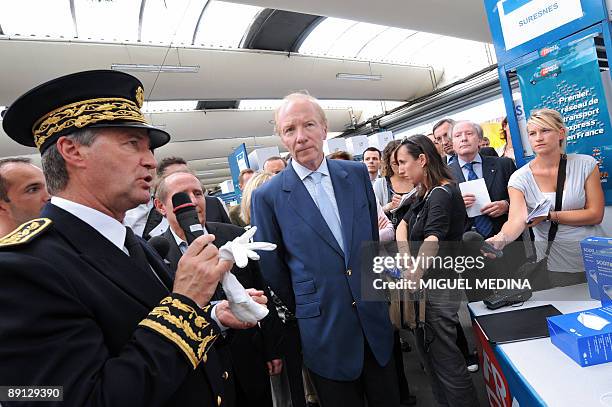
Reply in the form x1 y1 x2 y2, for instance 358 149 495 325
299 17 493 82
141 0 209 45
193 1 262 48
326 22 387 59
0 0 75 38
299 18 355 56
357 27 415 63
74 0 140 42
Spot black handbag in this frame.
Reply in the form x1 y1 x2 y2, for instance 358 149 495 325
517 154 567 290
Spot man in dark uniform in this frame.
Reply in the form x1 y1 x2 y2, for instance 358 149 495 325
0 70 265 406
155 171 284 407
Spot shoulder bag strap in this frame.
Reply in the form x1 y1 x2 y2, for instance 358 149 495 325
545 154 567 255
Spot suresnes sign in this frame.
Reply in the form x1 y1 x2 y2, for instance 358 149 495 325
497 0 583 50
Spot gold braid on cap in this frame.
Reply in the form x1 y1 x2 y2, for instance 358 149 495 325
32 97 146 150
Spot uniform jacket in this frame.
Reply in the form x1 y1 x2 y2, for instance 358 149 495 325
0 203 227 407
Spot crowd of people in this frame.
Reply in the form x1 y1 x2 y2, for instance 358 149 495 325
0 69 606 407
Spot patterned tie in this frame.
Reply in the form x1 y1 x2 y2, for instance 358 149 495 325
309 171 344 253
463 162 493 237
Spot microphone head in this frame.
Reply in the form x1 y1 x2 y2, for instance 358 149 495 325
462 230 484 243
148 236 170 259
172 192 195 214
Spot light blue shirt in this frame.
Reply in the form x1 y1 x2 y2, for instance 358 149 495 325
458 153 483 180
291 158 341 222
169 224 209 254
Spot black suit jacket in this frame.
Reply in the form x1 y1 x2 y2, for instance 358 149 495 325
449 155 516 236
0 203 226 407
206 196 231 224
163 223 283 402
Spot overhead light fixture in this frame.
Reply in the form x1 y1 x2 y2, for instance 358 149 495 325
195 171 217 176
336 73 382 81
111 63 199 73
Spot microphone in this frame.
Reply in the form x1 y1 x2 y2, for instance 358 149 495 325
172 192 204 245
148 235 170 259
462 230 504 258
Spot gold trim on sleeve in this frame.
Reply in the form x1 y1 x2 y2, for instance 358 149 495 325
139 319 199 368
139 295 218 369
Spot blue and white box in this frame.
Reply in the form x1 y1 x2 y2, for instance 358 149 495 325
592 251 612 306
547 306 612 367
581 237 612 301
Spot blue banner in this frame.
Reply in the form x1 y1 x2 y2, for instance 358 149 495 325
517 36 612 204
228 143 250 202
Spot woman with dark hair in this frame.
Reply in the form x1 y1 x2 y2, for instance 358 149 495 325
497 116 515 162
373 140 414 228
395 135 478 407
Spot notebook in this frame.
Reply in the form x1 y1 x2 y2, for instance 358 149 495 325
526 199 552 224
474 304 562 344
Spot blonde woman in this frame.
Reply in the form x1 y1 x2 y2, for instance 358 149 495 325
487 108 604 286
241 171 273 226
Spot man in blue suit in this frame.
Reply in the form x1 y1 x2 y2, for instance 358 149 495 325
251 93 399 407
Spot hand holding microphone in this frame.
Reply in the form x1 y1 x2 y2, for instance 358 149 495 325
462 230 504 258
171 192 232 306
171 192 276 323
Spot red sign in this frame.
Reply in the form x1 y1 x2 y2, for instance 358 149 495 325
472 320 513 407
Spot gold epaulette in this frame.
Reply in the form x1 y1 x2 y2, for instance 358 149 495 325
139 294 218 369
0 218 53 248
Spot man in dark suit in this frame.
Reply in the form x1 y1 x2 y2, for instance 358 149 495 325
251 93 399 407
449 120 516 238
433 118 456 165
154 171 284 407
156 156 232 224
0 70 263 406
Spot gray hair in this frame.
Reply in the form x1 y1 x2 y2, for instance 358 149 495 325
274 92 327 135
41 128 100 194
449 120 484 140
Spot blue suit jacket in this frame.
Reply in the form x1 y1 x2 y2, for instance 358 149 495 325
251 158 393 380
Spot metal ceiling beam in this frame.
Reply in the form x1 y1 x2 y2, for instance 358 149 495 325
191 0 211 46
69 0 78 37
137 0 146 42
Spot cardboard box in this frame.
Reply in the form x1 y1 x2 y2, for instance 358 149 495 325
547 306 612 367
323 138 347 156
345 136 369 156
247 146 280 171
593 251 612 306
368 131 394 151
581 237 612 301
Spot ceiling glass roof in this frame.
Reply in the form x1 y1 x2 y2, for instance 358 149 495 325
0 0 75 38
299 17 495 81
0 0 262 47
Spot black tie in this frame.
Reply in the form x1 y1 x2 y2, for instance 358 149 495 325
124 227 151 271
125 227 172 290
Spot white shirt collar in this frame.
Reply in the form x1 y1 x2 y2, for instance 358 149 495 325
169 224 209 252
458 153 482 168
51 196 127 251
291 157 330 181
